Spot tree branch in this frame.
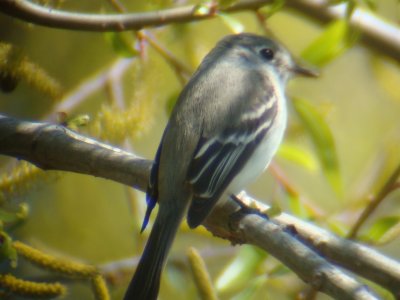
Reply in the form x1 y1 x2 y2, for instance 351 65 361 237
0 0 399 61
0 0 260 31
1 114 399 299
260 198 400 297
203 197 383 300
0 114 150 190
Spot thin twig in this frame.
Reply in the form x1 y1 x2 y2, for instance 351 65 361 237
105 0 125 13
347 163 400 239
269 162 325 217
1 0 399 61
138 31 193 85
45 58 135 120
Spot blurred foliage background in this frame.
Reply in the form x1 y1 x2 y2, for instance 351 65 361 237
0 0 400 299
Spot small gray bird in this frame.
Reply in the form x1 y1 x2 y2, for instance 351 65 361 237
124 33 316 300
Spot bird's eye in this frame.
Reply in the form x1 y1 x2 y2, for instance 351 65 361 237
260 48 274 60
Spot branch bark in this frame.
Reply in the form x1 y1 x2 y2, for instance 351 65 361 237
0 115 150 190
0 0 399 61
1 114 399 299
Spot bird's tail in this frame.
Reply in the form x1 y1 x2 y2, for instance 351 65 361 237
123 203 184 300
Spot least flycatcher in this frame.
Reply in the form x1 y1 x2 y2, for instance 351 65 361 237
124 33 316 300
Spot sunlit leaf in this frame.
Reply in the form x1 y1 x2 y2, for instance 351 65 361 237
216 245 267 293
104 32 138 58
292 98 341 194
376 222 400 245
278 142 318 171
362 216 400 244
218 13 245 33
301 20 350 66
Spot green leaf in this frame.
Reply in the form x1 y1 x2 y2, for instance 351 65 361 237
362 216 400 244
301 20 350 66
292 98 341 194
377 222 400 245
104 32 138 58
216 245 267 293
278 142 318 171
218 13 245 33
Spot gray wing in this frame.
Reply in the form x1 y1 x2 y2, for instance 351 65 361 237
186 95 277 228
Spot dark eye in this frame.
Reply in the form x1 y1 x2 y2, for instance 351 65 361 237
260 48 274 60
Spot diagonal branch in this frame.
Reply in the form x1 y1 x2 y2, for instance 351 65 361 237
0 0 399 61
1 114 399 299
258 197 400 297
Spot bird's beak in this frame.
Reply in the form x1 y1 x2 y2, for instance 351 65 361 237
292 63 319 78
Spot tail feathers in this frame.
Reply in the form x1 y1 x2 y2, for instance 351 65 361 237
123 207 183 300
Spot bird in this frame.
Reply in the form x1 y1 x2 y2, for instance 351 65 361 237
123 32 316 300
